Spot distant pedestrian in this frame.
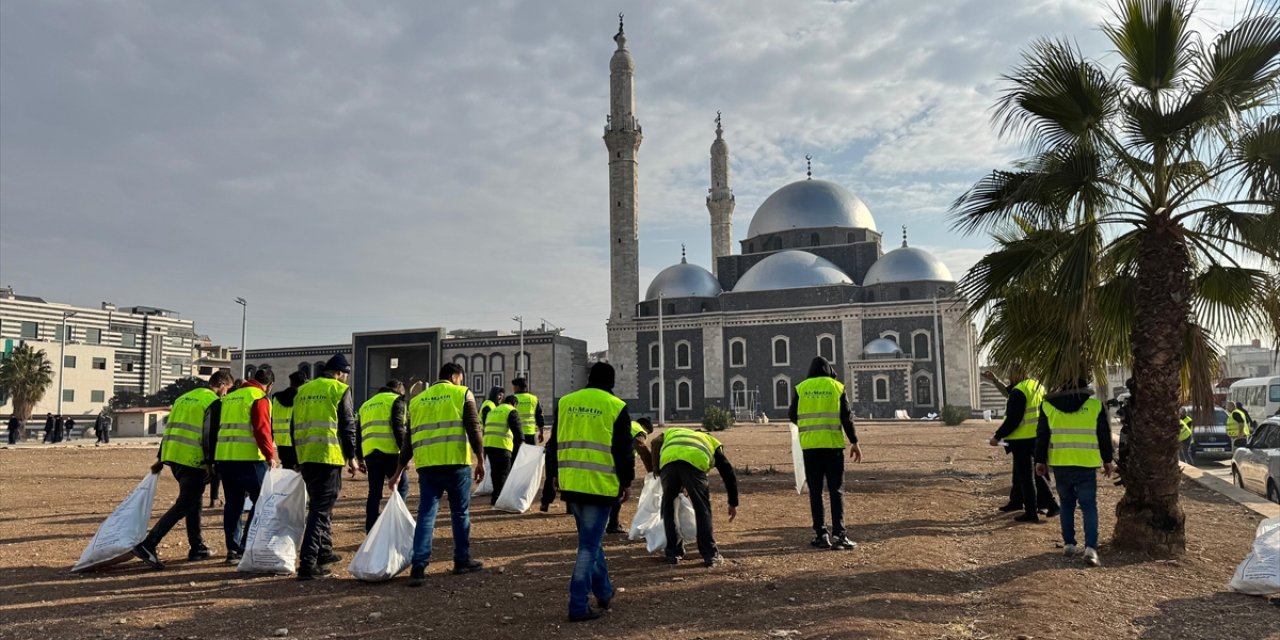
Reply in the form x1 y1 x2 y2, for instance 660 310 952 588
7 415 20 444
984 369 1058 521
791 357 862 549
65 417 76 441
101 413 112 443
53 416 65 443
43 413 54 443
1035 378 1114 567
94 413 107 444
357 379 410 532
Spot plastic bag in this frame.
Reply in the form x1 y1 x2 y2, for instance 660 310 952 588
472 458 493 497
629 474 662 540
72 473 159 572
237 468 308 575
348 491 415 582
1228 516 1280 596
644 494 697 554
494 444 545 513
790 423 806 494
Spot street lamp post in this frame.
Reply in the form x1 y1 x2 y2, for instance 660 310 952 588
56 311 78 419
512 316 524 379
933 287 945 411
657 293 665 426
235 298 247 379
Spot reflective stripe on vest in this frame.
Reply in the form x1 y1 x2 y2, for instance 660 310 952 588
293 377 349 465
161 387 218 468
1005 379 1045 441
1228 410 1250 438
359 392 401 457
271 397 293 447
1044 398 1104 468
409 382 471 468
515 393 539 436
556 387 625 498
215 386 267 462
660 427 720 472
795 376 846 450
484 404 517 451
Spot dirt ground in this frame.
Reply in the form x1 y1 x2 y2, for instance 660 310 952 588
1 422 1276 640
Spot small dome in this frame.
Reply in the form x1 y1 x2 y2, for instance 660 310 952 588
746 179 877 238
863 338 903 357
645 261 722 300
733 250 854 292
864 244 954 285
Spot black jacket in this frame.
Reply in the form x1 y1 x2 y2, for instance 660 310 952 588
992 388 1029 440
1034 389 1113 465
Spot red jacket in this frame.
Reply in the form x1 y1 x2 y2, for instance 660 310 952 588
242 380 276 462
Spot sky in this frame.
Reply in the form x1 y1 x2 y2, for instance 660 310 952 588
0 0 1253 352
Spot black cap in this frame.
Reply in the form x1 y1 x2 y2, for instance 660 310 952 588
324 353 351 373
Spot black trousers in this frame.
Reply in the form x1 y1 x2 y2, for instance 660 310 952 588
218 461 265 555
1006 439 1056 514
364 451 408 532
608 501 624 530
144 464 208 551
660 461 717 560
484 448 512 506
803 448 845 536
299 463 342 567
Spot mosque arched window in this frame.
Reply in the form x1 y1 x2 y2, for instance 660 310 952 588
676 379 692 410
810 233 820 247
471 354 486 373
772 337 790 367
649 343 660 370
650 381 661 410
912 332 931 360
675 341 691 369
298 362 312 380
774 376 791 409
729 338 746 368
730 378 747 410
817 335 836 364
915 375 933 406
873 376 890 402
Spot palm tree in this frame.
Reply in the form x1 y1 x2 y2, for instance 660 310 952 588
952 0 1280 556
0 344 55 425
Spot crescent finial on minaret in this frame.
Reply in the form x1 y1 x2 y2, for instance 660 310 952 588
614 12 627 48
715 111 723 138
681 243 687 263
902 225 908 247
805 154 813 180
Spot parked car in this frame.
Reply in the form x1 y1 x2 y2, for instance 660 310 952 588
1184 406 1232 463
1231 417 1280 504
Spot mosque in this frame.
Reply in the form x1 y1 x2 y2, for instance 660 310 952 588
601 18 981 421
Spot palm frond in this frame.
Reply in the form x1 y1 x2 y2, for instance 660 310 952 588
1104 0 1198 92
994 38 1121 151
1192 9 1280 117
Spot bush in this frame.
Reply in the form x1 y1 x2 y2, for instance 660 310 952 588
941 405 971 426
702 405 735 432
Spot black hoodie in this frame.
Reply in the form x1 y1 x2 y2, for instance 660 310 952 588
1034 387 1113 465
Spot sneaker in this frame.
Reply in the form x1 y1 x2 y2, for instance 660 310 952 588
452 559 483 575
605 525 626 535
569 608 602 623
538 503 550 513
224 551 242 565
997 502 1022 513
316 552 342 567
408 564 427 587
132 544 164 570
1062 544 1078 557
296 564 333 581
1083 547 1100 567
704 554 725 567
1013 513 1041 523
810 534 832 549
187 546 212 562
665 556 682 565
598 593 613 610
830 536 858 550
1043 506 1060 518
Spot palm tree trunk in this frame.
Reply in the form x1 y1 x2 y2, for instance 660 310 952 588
1112 221 1187 556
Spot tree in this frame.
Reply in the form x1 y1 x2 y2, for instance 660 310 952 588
148 377 208 407
952 0 1280 555
0 344 55 423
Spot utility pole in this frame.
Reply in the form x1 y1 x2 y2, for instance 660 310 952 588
512 316 524 379
657 294 665 426
56 311 77 418
235 298 247 379
933 288 945 410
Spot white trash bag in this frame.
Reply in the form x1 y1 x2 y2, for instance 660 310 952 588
790 423 806 494
629 474 662 540
72 473 159 572
1228 516 1280 596
494 444 545 513
643 492 698 554
472 458 493 497
237 468 308 575
348 491 416 582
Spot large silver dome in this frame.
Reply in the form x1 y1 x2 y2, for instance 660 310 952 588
746 179 877 238
645 260 722 300
863 337 903 357
864 245 954 285
733 250 854 292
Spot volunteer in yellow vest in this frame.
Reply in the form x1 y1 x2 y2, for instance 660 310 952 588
1178 410 1195 465
986 369 1059 523
292 354 359 581
133 371 235 570
212 367 278 564
545 363 635 622
1034 378 1115 568
482 394 522 505
388 362 486 586
606 417 656 534
480 386 505 425
270 370 309 470
357 380 410 532
648 424 740 568
789 357 862 550
1227 401 1252 447
512 377 545 444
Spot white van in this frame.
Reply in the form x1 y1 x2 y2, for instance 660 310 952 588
1228 376 1280 422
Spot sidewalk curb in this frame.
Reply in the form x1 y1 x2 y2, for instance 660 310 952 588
1180 462 1280 518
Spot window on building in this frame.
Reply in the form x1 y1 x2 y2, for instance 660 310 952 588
390 357 400 369
881 331 899 344
314 361 326 378
731 378 747 410
123 362 135 373
91 390 105 403
92 357 107 370
774 377 791 409
747 242 755 253
121 332 136 348
729 338 746 368
85 328 102 345
675 341 691 369
818 335 836 363
173 363 183 376
676 380 692 410
471 354 486 373
199 366 214 376
245 365 256 379
63 389 75 402
866 290 876 302
453 355 468 370
666 303 675 315
913 332 931 360
772 337 790 366
491 373 504 389
650 381 660 410
20 321 38 339
490 353 504 374
766 236 783 251
516 352 531 377
899 287 911 300
64 355 77 368
847 233 855 243
649 343 660 370
915 376 933 406
873 376 890 402
297 362 312 379
472 375 484 392
810 233 820 246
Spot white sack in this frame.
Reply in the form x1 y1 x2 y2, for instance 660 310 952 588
494 444 545 513
629 474 662 540
72 473 159 572
639 482 698 554
472 458 493 497
790 423 806 494
1228 516 1280 596
348 491 415 582
237 468 308 575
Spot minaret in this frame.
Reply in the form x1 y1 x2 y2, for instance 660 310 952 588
605 13 641 324
707 111 734 275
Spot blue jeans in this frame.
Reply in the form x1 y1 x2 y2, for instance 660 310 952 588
217 461 266 554
1053 466 1099 549
411 467 472 567
567 501 614 618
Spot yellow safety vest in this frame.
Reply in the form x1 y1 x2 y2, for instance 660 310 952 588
161 387 218 468
480 399 496 419
515 392 539 436
556 387 625 498
1043 398 1104 468
1228 409 1251 439
1179 416 1193 443
359 392 401 457
271 396 293 447
795 376 846 450
660 427 720 472
484 404 517 451
630 421 646 439
293 377 349 466
409 382 471 468
1005 379 1045 441
215 386 267 462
